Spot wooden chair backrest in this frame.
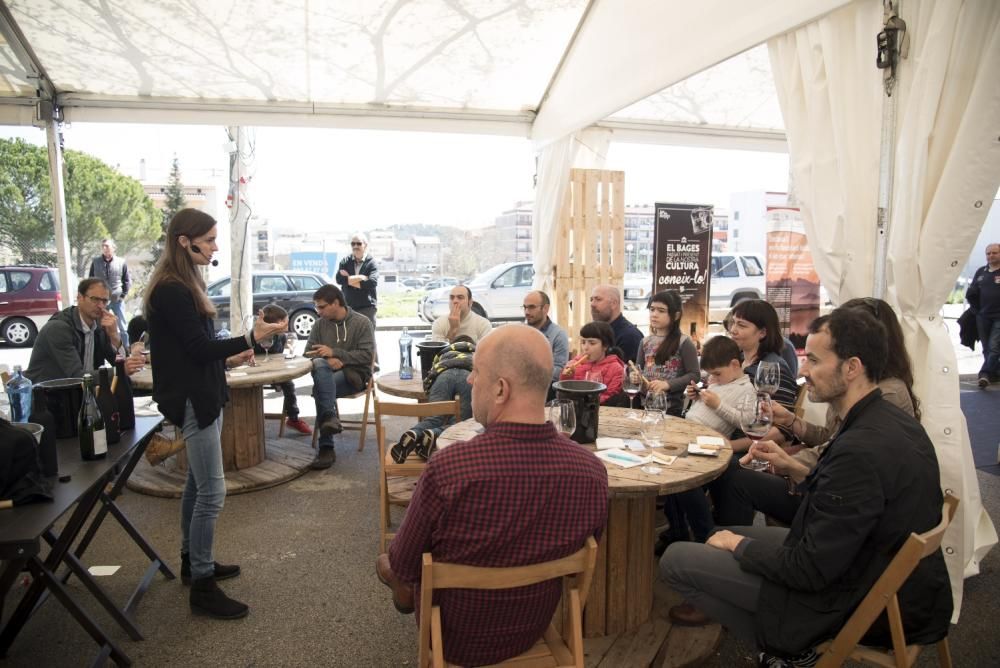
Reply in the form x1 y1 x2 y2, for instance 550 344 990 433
418 536 598 668
816 494 959 668
374 397 463 459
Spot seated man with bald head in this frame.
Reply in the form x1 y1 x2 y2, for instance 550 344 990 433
377 325 608 667
591 284 643 364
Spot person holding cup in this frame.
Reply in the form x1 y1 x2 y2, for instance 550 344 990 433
144 208 286 620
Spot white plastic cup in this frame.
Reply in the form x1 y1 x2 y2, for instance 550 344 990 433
14 422 44 444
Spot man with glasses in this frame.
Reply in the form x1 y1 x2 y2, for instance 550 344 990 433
26 278 142 382
522 290 568 382
306 284 375 469
335 233 379 329
88 238 132 347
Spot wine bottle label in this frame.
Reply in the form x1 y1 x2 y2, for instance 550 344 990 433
94 429 108 455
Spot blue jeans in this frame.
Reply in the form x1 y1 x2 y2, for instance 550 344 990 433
179 400 226 580
109 298 129 348
977 315 1000 379
311 358 355 447
412 369 472 436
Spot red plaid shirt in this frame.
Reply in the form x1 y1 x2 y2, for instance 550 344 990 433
389 421 608 666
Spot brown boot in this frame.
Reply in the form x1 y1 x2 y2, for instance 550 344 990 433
145 432 186 466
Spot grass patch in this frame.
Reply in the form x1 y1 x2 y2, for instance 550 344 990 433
378 291 425 318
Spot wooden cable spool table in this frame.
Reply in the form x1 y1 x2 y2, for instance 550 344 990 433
437 406 731 638
128 354 315 496
376 371 427 401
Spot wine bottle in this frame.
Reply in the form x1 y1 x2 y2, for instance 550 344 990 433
96 367 121 445
79 373 107 460
28 386 59 476
113 357 136 430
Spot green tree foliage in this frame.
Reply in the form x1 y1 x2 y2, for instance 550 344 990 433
0 137 161 273
151 156 187 263
0 139 55 264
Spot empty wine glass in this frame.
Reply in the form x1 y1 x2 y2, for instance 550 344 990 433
585 370 604 384
640 393 665 449
623 370 642 419
546 399 576 437
755 361 781 397
738 394 773 471
284 332 298 359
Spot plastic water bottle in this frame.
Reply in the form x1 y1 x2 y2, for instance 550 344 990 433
5 365 33 423
217 326 231 340
398 327 414 380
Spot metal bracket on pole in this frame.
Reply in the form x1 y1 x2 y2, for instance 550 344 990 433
872 0 908 299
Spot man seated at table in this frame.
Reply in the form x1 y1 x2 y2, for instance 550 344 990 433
430 285 492 343
590 284 643 364
661 308 951 665
376 325 608 667
306 284 375 469
256 304 311 435
523 290 569 382
25 278 143 383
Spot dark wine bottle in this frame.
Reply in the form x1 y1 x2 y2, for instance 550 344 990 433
79 373 107 460
96 367 121 445
28 386 59 476
113 357 135 430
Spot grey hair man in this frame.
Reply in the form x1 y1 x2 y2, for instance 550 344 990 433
88 238 131 347
590 284 642 364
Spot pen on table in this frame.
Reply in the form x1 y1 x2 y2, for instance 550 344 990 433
605 452 639 464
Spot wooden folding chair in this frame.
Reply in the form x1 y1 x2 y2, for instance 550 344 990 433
815 494 959 668
418 536 598 668
377 396 462 553
311 363 376 452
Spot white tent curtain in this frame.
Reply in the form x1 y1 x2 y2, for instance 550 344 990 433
769 0 1000 620
531 127 612 298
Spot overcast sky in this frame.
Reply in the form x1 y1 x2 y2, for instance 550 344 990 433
2 123 790 234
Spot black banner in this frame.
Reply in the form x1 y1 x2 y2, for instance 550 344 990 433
653 202 713 345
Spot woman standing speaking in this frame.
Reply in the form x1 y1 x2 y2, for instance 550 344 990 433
145 209 286 619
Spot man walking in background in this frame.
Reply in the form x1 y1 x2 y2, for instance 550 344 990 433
967 242 1000 388
89 238 131 347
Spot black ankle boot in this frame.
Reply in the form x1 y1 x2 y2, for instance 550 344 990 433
189 577 249 619
181 553 242 585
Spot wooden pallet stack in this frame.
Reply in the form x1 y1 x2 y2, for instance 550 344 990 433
553 168 626 353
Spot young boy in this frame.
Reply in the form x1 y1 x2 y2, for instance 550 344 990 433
259 305 311 435
684 335 757 438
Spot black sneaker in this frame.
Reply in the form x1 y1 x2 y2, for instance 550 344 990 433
978 376 990 389
310 447 336 470
319 412 343 437
181 553 241 585
391 430 419 464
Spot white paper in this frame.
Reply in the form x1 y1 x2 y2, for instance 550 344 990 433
595 437 625 450
594 449 646 468
88 565 120 576
687 444 720 457
623 438 646 452
696 436 725 447
650 453 677 466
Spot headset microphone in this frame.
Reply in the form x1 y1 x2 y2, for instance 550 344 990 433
190 243 219 267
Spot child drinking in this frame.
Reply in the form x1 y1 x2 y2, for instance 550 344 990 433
561 321 624 404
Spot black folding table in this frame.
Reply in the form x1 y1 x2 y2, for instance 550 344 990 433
0 416 172 667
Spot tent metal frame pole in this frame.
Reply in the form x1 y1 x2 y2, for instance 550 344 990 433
228 126 253 335
45 119 75 303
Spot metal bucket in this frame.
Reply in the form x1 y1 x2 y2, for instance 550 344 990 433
416 340 449 381
552 380 606 444
35 377 84 439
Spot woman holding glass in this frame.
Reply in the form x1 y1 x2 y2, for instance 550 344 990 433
145 209 286 619
636 291 699 416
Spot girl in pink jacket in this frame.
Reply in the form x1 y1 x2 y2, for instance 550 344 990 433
561 320 625 404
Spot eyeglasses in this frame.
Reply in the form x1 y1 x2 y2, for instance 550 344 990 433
314 302 330 310
84 295 110 305
350 242 364 247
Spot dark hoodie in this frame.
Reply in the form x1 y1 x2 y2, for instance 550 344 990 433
305 307 375 391
25 306 118 383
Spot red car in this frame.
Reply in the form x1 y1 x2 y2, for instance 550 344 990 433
0 265 62 347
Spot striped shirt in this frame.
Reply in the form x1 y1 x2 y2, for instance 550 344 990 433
389 421 608 666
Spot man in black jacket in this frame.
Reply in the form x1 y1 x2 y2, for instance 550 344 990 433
25 278 141 382
661 307 951 663
335 233 379 328
88 238 131 347
966 242 1000 388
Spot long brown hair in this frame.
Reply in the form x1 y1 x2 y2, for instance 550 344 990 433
649 290 683 363
144 208 217 317
841 297 920 420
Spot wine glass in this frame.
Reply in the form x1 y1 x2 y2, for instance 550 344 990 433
546 399 576 437
585 370 603 384
284 332 298 359
755 361 781 397
738 394 773 471
623 370 642 418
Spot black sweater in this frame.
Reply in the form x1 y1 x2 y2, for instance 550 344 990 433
148 281 251 429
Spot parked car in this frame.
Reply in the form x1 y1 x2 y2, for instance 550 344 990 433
423 277 459 291
0 265 62 347
418 262 534 323
206 271 330 337
401 278 425 291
